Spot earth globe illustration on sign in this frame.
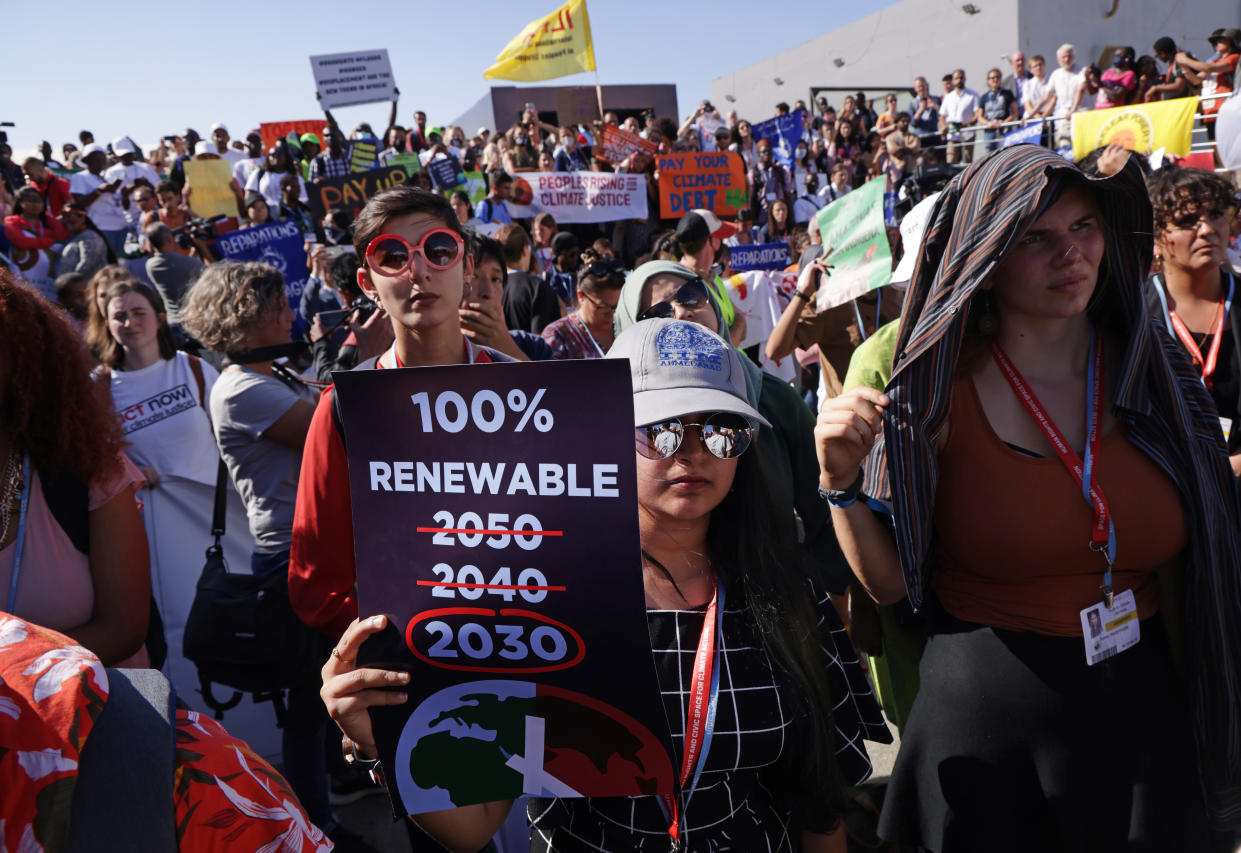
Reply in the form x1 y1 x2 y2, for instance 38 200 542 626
394 680 674 812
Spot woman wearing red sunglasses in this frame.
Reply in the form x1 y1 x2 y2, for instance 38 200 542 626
290 186 514 641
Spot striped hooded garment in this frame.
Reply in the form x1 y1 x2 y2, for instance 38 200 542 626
860 144 1241 826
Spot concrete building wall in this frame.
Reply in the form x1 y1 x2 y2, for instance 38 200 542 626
712 0 1235 122
451 84 678 134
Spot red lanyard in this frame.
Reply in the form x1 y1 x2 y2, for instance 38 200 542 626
990 331 1117 605
658 583 722 851
1169 300 1227 390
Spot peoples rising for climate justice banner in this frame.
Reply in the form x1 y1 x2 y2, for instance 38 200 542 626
505 172 646 223
333 359 674 815
815 176 893 310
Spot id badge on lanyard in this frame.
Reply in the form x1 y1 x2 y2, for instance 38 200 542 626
991 330 1138 665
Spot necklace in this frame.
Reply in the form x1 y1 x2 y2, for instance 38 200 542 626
0 450 23 545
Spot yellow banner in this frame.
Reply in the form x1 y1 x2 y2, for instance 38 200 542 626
484 0 596 83
1070 97 1197 160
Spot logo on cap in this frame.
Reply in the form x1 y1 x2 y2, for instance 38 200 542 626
656 323 724 372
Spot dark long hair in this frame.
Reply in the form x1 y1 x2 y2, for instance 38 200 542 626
0 269 124 485
707 447 844 812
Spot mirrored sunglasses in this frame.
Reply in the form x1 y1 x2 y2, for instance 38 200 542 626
365 228 464 275
636 277 710 322
635 413 754 460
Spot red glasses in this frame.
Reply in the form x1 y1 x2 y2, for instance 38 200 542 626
365 228 464 276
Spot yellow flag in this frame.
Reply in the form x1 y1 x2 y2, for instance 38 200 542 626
1070 97 1198 160
484 0 596 83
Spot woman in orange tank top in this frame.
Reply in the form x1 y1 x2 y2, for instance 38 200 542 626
815 145 1241 851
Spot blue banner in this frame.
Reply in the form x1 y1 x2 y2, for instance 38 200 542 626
730 241 790 271
1003 119 1044 148
215 219 310 336
750 109 805 168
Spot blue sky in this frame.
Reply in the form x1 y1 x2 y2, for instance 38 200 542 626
3 0 893 156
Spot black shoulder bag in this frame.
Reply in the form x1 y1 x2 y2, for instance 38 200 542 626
181 462 328 724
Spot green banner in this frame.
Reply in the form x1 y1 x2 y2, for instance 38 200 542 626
387 152 421 175
814 176 893 310
443 170 488 205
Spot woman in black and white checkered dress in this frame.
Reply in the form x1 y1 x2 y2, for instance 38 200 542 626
323 318 890 852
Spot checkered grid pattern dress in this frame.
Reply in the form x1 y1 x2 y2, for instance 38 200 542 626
527 580 889 852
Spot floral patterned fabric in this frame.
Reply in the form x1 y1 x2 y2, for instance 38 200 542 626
0 613 332 852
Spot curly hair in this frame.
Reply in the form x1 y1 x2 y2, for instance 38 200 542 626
1147 166 1239 234
178 261 287 353
85 265 139 358
97 280 177 369
0 269 124 485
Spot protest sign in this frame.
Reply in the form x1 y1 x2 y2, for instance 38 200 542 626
387 152 422 175
350 138 380 173
656 151 748 219
1003 119 1044 147
729 242 790 272
751 109 804 167
428 157 467 191
595 124 656 166
307 164 410 222
333 359 675 814
183 160 236 219
556 87 600 125
725 270 799 381
309 49 395 110
215 219 311 336
815 176 893 311
505 172 646 223
446 171 488 205
260 120 323 151
484 0 596 83
1070 96 1196 160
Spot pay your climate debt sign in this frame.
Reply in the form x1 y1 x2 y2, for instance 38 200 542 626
334 360 675 815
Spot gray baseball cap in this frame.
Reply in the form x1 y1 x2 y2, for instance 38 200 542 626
606 318 771 428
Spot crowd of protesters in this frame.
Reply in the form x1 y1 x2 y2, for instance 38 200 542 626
3 21 1241 853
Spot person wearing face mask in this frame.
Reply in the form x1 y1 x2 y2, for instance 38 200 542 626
791 139 816 201
1145 168 1241 474
553 126 589 172
1095 47 1138 109
794 173 824 226
749 139 794 228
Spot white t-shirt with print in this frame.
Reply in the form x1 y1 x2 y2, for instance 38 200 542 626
108 353 221 487
244 169 309 206
68 171 129 230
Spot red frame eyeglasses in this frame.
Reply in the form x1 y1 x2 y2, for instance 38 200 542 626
364 228 465 276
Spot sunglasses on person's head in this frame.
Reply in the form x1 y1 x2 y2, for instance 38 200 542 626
580 259 625 279
365 228 464 276
637 277 710 322
635 413 754 460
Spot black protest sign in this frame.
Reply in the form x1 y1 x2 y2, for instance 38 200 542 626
307 164 411 222
427 156 466 190
333 359 675 816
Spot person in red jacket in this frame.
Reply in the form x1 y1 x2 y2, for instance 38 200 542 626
21 158 72 217
3 186 68 250
290 185 510 640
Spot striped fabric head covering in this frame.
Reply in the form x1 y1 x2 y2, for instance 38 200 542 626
862 144 1241 825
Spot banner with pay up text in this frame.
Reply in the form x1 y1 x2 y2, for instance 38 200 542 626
504 172 647 223
1070 96 1197 161
334 359 675 815
814 176 893 311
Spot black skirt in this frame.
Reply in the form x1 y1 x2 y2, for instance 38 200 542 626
878 605 1222 853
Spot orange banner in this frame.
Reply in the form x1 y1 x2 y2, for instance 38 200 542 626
656 152 748 219
260 120 324 151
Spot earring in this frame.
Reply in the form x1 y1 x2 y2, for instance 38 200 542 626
977 289 1000 336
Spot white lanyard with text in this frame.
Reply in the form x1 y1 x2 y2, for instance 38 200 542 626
6 455 32 613
657 582 724 852
990 329 1118 606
